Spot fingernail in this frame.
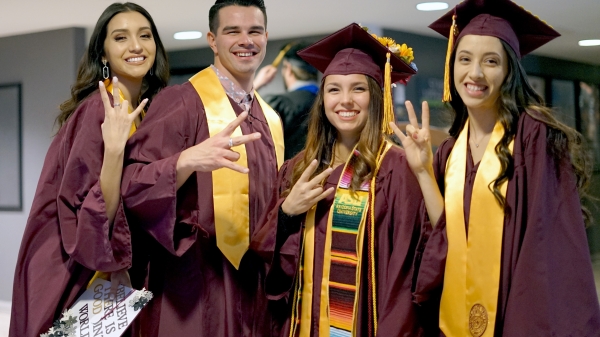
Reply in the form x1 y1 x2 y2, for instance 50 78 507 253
412 134 418 139
99 81 104 87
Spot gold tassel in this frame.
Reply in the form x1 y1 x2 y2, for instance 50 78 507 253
369 177 378 335
271 43 293 67
382 52 394 135
369 140 388 335
443 15 458 103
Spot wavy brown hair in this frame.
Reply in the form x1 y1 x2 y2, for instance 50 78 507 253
284 75 385 197
447 39 591 223
56 2 169 127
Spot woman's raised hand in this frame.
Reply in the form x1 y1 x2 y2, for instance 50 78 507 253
99 77 146 153
281 159 335 216
389 100 434 176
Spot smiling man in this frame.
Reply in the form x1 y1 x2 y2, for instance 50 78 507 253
115 1 285 336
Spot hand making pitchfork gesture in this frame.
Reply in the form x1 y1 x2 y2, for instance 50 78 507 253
281 159 335 216
390 100 443 225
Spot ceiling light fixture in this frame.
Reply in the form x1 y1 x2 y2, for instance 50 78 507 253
416 2 449 11
578 39 600 47
174 31 202 40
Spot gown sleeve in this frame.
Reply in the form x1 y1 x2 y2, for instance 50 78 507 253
412 138 452 306
57 94 131 272
250 158 304 301
121 85 204 257
375 150 428 336
500 116 600 336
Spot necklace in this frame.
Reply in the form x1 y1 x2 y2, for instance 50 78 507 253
470 129 489 148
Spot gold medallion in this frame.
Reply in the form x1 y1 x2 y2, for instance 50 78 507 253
469 304 488 337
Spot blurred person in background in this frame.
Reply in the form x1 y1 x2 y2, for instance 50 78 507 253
255 41 319 159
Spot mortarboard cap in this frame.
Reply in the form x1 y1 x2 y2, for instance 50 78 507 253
297 23 416 87
428 0 560 102
297 23 417 134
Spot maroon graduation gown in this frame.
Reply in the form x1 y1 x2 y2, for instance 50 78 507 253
413 112 600 336
121 81 282 336
251 145 430 336
10 93 132 337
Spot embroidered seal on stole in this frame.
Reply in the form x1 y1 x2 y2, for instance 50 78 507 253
469 303 488 337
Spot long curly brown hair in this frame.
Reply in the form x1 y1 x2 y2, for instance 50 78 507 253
56 2 169 127
284 75 386 197
447 39 591 223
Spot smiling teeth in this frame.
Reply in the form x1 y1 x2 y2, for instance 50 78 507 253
127 57 144 62
339 111 357 117
236 52 252 57
467 84 486 91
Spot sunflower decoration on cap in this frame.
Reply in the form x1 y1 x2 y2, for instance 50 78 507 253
370 32 416 71
366 26 417 134
362 26 417 135
298 23 418 135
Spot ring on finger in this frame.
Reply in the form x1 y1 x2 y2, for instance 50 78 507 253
113 102 121 107
228 138 234 148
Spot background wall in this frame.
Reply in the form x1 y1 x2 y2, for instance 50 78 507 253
0 28 85 301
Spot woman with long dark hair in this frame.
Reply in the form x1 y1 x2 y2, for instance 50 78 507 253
252 23 428 336
10 3 168 336
393 0 600 335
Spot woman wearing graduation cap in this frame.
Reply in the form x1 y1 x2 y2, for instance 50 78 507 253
391 0 600 336
251 23 428 336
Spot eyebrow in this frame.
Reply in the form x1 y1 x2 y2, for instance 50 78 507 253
110 26 152 35
457 50 502 58
325 81 368 87
221 25 265 32
483 52 502 58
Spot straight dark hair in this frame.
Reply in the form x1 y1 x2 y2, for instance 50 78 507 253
208 0 267 34
56 2 169 127
447 39 591 223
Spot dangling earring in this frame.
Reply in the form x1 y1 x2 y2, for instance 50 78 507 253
149 65 154 76
102 60 109 80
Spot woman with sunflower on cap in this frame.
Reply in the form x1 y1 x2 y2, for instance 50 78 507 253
251 23 431 336
392 0 600 336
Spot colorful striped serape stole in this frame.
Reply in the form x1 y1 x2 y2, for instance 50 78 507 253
329 161 370 337
288 141 391 337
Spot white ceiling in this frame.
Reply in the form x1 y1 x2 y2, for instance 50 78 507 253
1 0 599 66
